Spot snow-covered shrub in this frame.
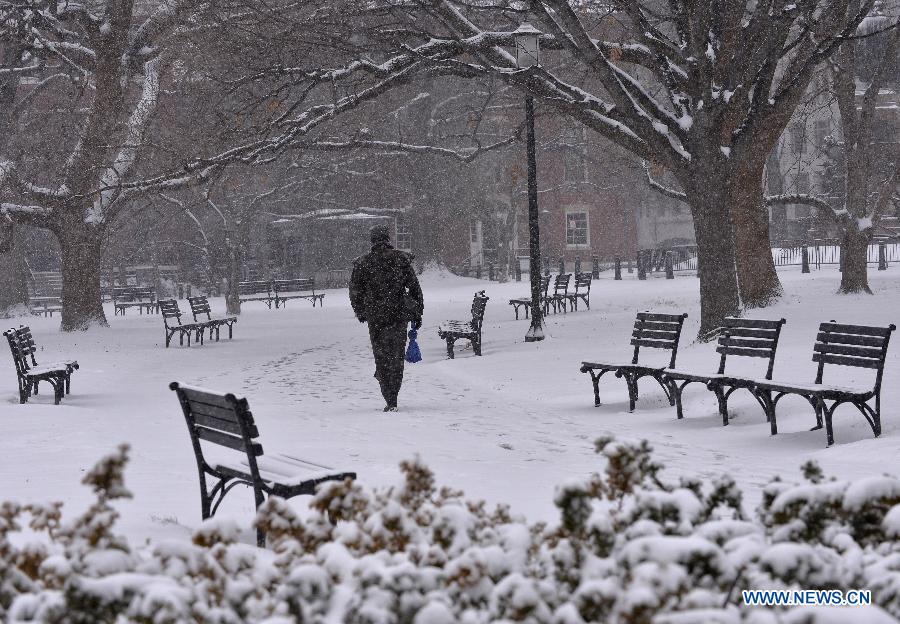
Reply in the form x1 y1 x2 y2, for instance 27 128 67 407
1 441 899 623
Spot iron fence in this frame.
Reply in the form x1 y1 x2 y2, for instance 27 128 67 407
772 240 900 268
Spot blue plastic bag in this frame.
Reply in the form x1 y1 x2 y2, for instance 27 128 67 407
405 327 422 363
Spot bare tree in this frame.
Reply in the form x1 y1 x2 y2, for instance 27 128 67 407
200 0 876 336
768 9 900 294
0 0 210 330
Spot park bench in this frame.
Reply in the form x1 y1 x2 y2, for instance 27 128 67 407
29 296 62 317
547 273 572 314
565 273 593 311
188 296 237 342
113 286 157 316
580 311 689 412
750 322 895 446
273 278 324 308
509 275 550 320
239 280 276 308
438 291 489 359
170 382 356 546
159 299 207 348
4 325 78 404
662 317 786 424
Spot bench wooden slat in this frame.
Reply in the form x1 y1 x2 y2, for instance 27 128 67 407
814 332 884 347
195 426 263 455
634 320 682 332
715 346 772 358
180 386 246 411
813 343 884 359
812 353 882 369
637 312 687 323
632 329 677 340
720 337 775 349
630 338 676 349
723 317 785 329
193 413 259 438
189 400 243 423
274 278 315 291
820 322 895 337
721 327 777 339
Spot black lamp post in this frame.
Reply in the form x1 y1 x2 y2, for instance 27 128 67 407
514 22 544 342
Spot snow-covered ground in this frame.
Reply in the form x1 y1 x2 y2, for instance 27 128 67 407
2 265 900 545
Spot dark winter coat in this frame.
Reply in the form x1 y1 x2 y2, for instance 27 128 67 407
349 243 424 328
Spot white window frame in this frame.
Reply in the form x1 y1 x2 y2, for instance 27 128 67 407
395 220 412 252
565 209 590 249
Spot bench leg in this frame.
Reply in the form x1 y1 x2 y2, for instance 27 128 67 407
712 386 730 425
811 398 824 430
445 337 456 359
592 373 601 406
253 486 266 547
873 394 882 437
656 374 675 406
53 379 63 405
758 391 778 435
473 332 482 356
625 375 638 412
228 322 233 339
823 402 837 447
672 381 687 419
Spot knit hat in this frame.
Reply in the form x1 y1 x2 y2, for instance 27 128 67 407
370 224 391 243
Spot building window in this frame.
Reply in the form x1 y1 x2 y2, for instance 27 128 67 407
470 221 480 243
790 123 805 154
795 172 810 194
562 124 586 183
396 221 411 251
564 150 585 182
566 211 589 248
813 119 830 149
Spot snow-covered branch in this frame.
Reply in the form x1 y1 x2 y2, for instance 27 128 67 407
0 201 53 226
290 132 520 163
89 55 165 224
642 161 686 201
159 193 210 249
765 194 834 213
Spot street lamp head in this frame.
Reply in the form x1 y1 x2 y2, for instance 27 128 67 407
513 22 541 69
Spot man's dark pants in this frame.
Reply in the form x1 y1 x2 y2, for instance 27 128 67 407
368 321 408 407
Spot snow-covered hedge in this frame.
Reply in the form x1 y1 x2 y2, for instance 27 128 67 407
2 439 899 623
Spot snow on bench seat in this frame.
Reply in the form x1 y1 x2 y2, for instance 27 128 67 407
213 453 353 488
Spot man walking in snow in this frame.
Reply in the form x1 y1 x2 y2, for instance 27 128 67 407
350 224 424 411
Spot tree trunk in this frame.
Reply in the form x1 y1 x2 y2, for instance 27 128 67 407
728 159 783 308
0 224 29 317
58 223 108 331
838 228 871 294
225 240 243 315
687 185 742 340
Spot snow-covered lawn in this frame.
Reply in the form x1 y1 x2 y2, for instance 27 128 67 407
2 265 899 545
